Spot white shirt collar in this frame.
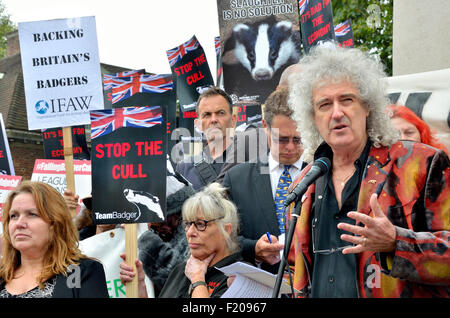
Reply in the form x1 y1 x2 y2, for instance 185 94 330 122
268 151 303 172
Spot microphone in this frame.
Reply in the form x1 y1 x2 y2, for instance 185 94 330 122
284 157 331 207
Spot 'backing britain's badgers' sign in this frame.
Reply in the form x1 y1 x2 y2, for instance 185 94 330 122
18 16 103 130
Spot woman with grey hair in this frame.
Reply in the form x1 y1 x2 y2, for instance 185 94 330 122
286 44 450 298
119 182 242 298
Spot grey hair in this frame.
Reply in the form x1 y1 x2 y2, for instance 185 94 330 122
182 182 240 253
288 44 398 162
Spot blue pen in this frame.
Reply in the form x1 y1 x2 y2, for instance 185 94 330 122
266 232 273 244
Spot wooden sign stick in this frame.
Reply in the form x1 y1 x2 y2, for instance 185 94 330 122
125 223 138 298
62 126 76 218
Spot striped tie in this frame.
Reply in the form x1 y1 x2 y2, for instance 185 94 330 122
274 165 292 234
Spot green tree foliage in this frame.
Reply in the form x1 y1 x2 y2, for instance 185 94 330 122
0 0 16 59
331 0 393 75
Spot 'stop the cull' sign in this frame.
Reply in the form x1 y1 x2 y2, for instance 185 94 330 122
18 16 104 130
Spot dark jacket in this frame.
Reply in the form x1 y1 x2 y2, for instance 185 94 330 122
158 252 242 298
290 141 450 297
0 258 109 298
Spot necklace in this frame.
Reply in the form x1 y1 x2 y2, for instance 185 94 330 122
334 168 356 186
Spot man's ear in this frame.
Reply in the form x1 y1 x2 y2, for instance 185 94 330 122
194 118 202 132
262 119 268 129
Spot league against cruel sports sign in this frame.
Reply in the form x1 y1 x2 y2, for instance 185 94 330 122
18 16 104 130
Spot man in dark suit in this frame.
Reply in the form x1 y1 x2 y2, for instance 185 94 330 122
222 87 306 272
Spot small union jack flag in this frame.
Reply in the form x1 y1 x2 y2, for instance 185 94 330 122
166 36 200 67
334 20 352 37
214 36 221 56
111 74 174 104
103 69 145 91
299 0 309 15
90 106 163 139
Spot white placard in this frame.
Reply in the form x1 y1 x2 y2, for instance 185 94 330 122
31 159 91 212
18 16 103 130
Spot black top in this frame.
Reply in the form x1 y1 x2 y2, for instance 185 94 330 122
0 258 109 298
310 140 371 298
158 252 242 298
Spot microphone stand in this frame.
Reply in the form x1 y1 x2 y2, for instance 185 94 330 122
272 198 302 298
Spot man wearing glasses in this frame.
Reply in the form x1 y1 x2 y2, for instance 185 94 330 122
287 45 449 298
222 86 306 273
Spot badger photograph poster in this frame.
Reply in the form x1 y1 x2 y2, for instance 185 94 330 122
299 0 335 53
42 125 90 160
217 0 301 104
18 16 104 130
166 36 215 142
90 106 166 225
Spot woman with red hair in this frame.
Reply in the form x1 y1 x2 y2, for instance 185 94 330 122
388 105 448 154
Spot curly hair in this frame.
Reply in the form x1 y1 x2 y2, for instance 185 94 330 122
1 181 86 289
288 44 399 162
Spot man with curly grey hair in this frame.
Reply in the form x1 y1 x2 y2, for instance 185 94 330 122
286 44 450 298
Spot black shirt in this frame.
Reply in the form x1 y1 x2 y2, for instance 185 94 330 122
158 252 242 298
310 140 371 298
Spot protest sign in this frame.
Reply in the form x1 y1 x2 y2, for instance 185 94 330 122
30 159 92 213
110 74 177 164
0 175 22 223
90 106 166 225
334 19 354 48
215 36 224 88
18 16 103 130
234 103 263 132
218 0 301 104
78 225 155 298
167 36 214 142
103 69 146 109
385 68 450 151
42 125 90 160
0 114 15 175
299 0 335 53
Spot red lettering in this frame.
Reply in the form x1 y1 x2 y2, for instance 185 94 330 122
96 144 104 158
312 14 324 27
135 140 163 156
51 149 64 157
193 53 206 67
107 92 112 101
183 111 197 119
310 2 322 15
112 164 147 179
0 150 4 158
186 70 205 85
174 61 193 76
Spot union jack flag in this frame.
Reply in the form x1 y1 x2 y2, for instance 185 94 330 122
103 69 145 91
90 106 163 139
334 20 352 37
111 74 174 104
166 36 200 67
299 0 309 15
214 36 221 56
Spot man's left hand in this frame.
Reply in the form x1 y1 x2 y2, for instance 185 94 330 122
337 193 397 254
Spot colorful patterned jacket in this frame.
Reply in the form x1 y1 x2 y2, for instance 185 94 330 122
288 141 450 297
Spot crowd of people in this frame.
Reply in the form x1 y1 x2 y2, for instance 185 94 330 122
0 44 449 298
